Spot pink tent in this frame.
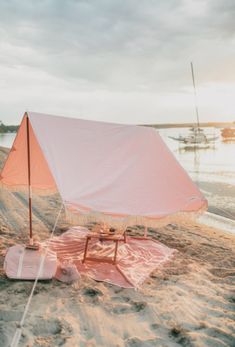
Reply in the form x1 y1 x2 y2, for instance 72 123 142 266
0 112 207 230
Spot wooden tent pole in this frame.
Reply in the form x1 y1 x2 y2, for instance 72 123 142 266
26 114 33 244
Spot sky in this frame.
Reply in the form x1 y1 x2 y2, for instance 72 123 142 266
0 0 235 125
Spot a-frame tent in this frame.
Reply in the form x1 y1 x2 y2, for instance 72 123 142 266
0 112 207 237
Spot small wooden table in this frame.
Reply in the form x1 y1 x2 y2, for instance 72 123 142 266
82 231 127 265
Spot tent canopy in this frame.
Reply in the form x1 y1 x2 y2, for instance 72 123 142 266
0 112 207 226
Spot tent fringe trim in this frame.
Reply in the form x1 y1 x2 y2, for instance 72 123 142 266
65 204 207 228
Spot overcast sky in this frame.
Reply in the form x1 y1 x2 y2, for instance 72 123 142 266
0 0 235 125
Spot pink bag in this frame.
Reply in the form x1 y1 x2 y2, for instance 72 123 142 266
4 244 57 280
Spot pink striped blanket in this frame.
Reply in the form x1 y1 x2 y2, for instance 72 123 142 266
49 226 176 288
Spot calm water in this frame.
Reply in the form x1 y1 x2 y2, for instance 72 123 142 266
0 133 16 148
159 128 235 186
1 129 235 186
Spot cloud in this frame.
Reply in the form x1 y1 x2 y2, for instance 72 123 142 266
0 0 234 123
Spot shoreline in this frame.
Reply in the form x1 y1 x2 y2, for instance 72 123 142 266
197 180 235 221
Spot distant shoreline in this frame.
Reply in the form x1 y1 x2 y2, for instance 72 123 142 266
0 122 18 134
143 121 235 129
1 121 235 132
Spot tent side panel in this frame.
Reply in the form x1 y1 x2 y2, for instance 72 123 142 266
0 114 57 192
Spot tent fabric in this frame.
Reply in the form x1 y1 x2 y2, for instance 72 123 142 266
0 115 57 191
0 112 207 226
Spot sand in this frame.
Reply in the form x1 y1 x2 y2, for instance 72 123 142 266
0 146 235 347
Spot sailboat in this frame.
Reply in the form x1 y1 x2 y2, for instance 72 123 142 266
169 127 218 146
169 62 218 146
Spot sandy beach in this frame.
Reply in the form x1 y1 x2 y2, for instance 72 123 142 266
0 146 235 347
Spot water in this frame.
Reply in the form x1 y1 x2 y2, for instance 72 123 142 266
159 128 235 186
0 133 16 148
159 128 235 224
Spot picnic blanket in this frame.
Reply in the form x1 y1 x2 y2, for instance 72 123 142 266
48 226 176 288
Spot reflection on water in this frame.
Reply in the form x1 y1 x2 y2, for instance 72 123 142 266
0 133 16 148
159 128 235 186
0 129 235 186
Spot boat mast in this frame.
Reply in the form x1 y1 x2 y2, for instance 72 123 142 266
26 114 33 244
190 62 200 129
